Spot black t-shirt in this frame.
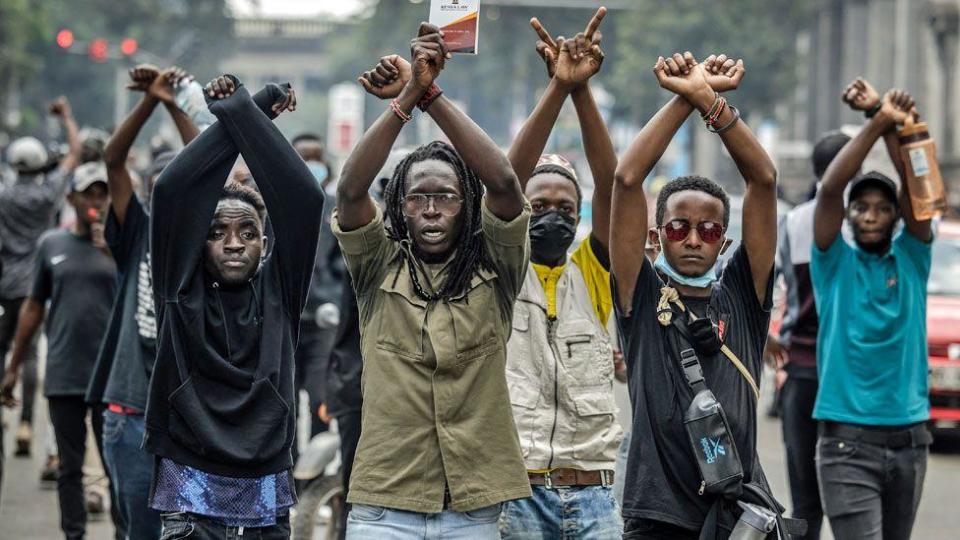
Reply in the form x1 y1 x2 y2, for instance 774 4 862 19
86 197 156 410
614 246 772 530
32 229 117 396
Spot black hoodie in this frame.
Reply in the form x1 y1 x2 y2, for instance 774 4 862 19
144 82 324 477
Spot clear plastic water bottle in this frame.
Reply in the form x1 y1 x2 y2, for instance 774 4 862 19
175 79 217 132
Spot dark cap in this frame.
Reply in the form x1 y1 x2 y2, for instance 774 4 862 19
812 130 851 179
847 170 898 206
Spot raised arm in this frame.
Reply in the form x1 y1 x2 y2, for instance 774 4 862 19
339 55 420 231
610 93 691 313
695 53 776 303
815 85 914 250
104 65 162 225
150 84 289 301
415 24 524 220
145 66 201 145
206 76 325 314
506 18 572 189
49 97 81 173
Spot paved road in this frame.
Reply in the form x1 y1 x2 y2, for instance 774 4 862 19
3 388 960 539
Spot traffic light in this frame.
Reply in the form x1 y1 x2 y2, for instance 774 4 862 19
88 39 108 63
56 29 74 49
121 38 138 56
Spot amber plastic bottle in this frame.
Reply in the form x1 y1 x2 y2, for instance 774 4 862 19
898 117 946 220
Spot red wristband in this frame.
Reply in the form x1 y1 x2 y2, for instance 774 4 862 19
417 84 444 111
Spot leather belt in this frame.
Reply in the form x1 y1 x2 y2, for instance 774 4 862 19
819 421 933 449
528 468 614 488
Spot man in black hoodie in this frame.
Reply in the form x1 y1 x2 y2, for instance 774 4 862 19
143 75 324 537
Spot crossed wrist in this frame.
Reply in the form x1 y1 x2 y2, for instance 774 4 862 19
688 86 717 114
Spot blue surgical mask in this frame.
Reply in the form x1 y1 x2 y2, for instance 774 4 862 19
654 251 717 288
307 161 328 184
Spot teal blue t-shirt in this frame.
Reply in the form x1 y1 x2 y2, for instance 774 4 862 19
810 230 932 425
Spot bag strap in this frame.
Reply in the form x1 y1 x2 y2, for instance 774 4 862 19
657 286 760 403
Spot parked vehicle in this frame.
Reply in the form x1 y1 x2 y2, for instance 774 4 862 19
927 221 960 433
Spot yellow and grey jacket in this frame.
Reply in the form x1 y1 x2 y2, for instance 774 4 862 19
506 238 623 472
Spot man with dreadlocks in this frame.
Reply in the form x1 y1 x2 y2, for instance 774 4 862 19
334 23 531 539
610 52 785 539
493 8 624 539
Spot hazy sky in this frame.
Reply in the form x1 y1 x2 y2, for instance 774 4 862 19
228 0 366 18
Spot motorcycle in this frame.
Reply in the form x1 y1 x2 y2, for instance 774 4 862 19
292 430 344 540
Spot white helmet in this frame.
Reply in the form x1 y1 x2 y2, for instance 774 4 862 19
6 136 49 172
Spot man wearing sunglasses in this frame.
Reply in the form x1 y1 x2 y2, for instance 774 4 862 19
811 83 933 540
609 51 779 539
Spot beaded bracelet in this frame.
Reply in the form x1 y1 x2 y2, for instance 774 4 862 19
708 105 741 134
700 91 723 122
390 99 413 123
418 84 444 111
706 97 727 128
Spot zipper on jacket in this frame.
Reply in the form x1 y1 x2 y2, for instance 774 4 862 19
546 317 560 470
212 282 233 362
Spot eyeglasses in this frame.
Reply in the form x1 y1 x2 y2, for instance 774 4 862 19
659 219 725 243
402 193 463 217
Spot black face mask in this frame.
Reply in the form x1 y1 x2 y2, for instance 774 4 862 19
529 210 577 265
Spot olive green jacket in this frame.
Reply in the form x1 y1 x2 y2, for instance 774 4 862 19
332 200 533 513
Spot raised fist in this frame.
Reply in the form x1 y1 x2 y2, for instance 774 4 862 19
700 54 745 93
410 22 449 90
48 96 72 117
148 66 188 105
358 55 412 100
879 89 915 126
127 64 160 92
653 52 711 103
842 77 881 112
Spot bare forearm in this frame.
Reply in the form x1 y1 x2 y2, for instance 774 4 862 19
337 83 422 229
572 85 617 245
616 96 693 187
106 96 158 168
8 300 44 372
60 113 81 171
814 117 888 248
165 103 200 145
508 79 569 190
428 94 523 218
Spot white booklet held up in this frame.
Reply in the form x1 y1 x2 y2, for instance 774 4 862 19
429 0 480 54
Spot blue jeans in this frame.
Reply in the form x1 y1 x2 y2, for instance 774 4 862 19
499 486 622 539
102 410 162 540
345 503 502 539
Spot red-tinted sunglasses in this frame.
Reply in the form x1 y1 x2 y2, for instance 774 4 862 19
659 219 726 243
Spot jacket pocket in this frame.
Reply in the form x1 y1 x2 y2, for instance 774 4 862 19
168 375 290 466
569 385 619 460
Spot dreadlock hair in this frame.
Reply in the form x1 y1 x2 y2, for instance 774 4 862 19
220 181 267 223
655 175 731 228
382 140 494 302
531 163 583 211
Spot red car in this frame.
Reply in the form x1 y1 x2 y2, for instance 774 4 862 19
927 220 960 431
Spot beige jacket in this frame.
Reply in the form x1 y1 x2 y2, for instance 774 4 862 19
506 258 623 472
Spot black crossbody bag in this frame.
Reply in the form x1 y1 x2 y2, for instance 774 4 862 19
667 308 806 539
671 314 745 498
